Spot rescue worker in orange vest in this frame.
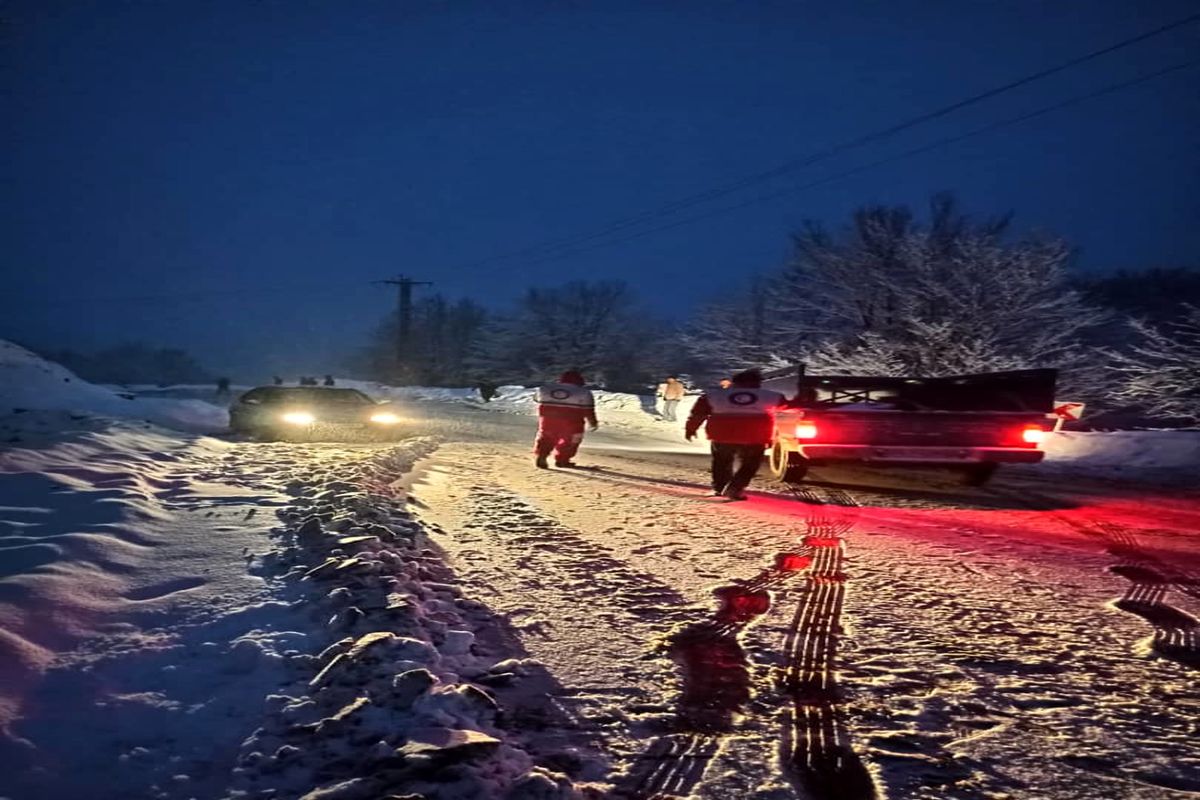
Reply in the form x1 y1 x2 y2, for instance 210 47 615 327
534 370 599 469
685 369 786 500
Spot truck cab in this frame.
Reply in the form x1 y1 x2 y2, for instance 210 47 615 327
763 368 1056 486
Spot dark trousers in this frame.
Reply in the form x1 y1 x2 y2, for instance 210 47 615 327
711 443 766 494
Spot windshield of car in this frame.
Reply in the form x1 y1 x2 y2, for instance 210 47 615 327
240 388 375 406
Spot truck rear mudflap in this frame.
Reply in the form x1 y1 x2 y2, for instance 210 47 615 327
798 444 1045 465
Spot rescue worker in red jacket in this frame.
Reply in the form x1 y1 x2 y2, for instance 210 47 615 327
534 370 599 469
685 368 786 500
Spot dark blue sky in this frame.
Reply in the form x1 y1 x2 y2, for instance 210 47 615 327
4 1 1198 378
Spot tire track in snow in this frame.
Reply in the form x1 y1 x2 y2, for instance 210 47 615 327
987 486 1199 667
603 477 878 799
614 550 818 799
461 484 696 625
1093 521 1198 666
777 487 879 800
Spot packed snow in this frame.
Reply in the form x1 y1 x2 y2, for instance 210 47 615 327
2 348 1198 799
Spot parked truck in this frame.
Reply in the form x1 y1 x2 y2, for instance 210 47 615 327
762 367 1057 486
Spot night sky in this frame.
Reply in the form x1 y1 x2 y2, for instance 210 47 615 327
4 1 1198 378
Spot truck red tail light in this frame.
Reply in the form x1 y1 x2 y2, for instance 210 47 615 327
1021 425 1045 445
795 421 819 439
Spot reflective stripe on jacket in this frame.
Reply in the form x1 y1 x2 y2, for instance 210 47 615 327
685 387 785 444
536 383 597 426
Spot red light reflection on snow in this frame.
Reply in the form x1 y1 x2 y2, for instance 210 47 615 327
802 536 841 548
726 482 1200 573
715 586 772 624
775 553 813 572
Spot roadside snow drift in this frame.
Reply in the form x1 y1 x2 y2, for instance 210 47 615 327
1042 429 1200 469
0 340 227 433
0 420 290 799
201 440 603 800
1 417 603 799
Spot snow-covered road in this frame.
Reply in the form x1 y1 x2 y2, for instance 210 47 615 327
1 397 1197 800
400 402 1200 799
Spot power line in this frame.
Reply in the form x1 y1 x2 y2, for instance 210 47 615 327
504 59 1199 269
451 11 1200 269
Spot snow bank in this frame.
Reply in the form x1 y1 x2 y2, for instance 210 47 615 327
2 420 599 798
207 440 600 799
0 418 297 800
0 340 228 433
1042 429 1200 469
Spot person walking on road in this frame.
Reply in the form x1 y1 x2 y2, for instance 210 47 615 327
685 368 786 500
657 375 686 421
534 370 599 469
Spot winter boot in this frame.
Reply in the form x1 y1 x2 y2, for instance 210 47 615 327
555 460 577 468
535 455 549 469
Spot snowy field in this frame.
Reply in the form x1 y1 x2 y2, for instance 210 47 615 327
2 342 1199 799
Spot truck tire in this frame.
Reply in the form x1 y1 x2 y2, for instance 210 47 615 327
770 442 809 484
963 463 998 486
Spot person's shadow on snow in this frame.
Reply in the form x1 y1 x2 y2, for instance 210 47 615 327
637 394 663 419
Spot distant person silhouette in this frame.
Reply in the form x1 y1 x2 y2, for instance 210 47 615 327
656 375 685 421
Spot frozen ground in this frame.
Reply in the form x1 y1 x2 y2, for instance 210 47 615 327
402 403 1200 800
1 352 1198 799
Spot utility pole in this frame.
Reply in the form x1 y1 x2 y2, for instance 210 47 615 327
374 275 432 382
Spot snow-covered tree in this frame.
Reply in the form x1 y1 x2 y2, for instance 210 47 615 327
677 278 785 373
723 197 1103 384
470 280 661 389
53 343 214 385
1106 305 1200 422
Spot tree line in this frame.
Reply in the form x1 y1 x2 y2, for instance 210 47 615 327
51 343 214 386
361 194 1199 423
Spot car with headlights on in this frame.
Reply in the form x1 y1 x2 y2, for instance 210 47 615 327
229 386 404 441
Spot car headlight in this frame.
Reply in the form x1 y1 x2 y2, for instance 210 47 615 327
369 412 401 424
281 411 316 425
